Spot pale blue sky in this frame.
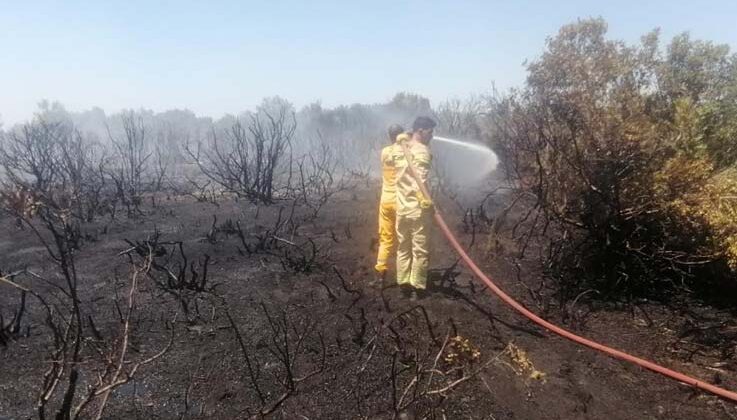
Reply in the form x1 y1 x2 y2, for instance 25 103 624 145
1 0 736 126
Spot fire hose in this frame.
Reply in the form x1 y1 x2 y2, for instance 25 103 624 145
398 141 737 403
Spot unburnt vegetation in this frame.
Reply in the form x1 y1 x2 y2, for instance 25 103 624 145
486 19 737 306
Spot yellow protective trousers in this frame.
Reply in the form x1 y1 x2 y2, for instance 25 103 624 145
375 201 397 274
396 212 430 290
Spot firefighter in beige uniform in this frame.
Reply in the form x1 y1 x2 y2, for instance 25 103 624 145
393 117 436 298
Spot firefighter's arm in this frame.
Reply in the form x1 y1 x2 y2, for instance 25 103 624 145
414 151 433 210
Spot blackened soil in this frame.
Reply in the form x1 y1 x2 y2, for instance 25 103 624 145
1 185 735 419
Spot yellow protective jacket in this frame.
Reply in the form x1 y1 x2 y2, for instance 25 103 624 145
379 143 399 206
379 132 411 205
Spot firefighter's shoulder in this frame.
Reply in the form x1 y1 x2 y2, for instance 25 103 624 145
380 144 393 159
412 143 431 162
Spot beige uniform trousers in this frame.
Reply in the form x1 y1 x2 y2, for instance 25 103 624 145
396 211 430 289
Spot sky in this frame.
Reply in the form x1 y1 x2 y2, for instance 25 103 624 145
1 0 736 126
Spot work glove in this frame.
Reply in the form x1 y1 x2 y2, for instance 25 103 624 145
396 133 410 144
420 197 434 211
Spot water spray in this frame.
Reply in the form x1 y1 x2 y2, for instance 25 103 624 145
432 136 499 181
433 136 493 155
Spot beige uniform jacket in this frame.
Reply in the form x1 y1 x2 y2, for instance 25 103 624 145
392 140 432 218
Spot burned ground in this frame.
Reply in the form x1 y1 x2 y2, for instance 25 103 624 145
1 183 736 419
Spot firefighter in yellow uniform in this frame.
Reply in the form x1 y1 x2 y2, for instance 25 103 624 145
374 125 407 282
393 117 436 299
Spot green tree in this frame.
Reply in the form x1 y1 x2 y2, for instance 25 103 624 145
488 18 737 300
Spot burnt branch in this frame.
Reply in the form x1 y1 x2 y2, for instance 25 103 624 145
123 231 215 323
226 302 327 418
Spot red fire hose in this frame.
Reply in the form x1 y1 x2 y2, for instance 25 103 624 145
399 141 737 403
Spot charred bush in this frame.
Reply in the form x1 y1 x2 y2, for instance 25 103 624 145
185 99 295 204
279 237 323 274
291 141 354 219
0 285 28 347
0 119 112 227
226 303 326 417
234 203 300 256
124 231 215 322
107 112 152 217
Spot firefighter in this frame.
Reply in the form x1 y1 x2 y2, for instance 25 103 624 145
373 124 405 284
394 116 435 300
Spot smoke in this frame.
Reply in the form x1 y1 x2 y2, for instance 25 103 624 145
4 95 499 189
